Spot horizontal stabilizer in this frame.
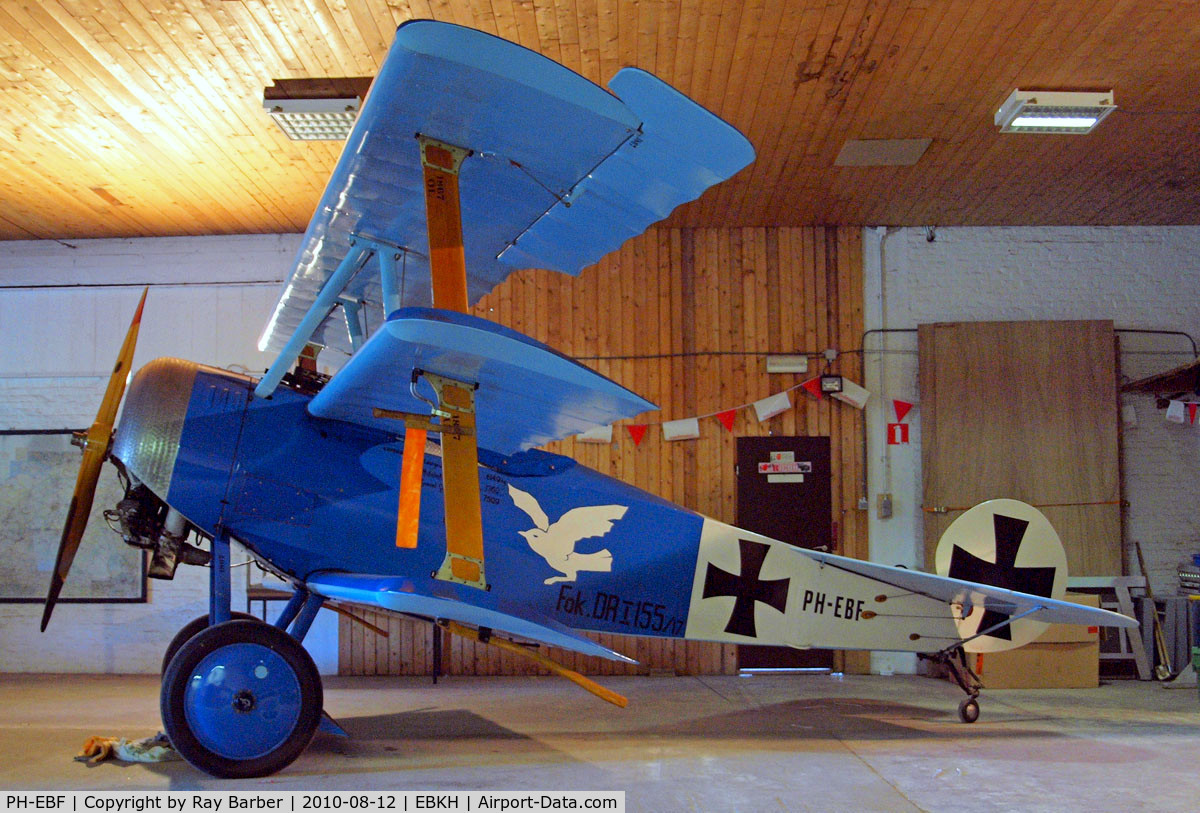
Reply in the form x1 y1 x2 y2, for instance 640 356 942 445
798 548 1138 630
308 308 654 454
307 571 636 663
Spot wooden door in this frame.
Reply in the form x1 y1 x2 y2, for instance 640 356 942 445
919 320 1122 576
735 436 833 669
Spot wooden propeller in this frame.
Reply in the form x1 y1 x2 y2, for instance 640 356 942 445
41 288 148 631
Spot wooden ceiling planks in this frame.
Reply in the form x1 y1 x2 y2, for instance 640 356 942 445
2 0 1200 242
745 0 858 225
838 1 930 226
888 0 1004 227
942 1 1117 226
2 3 241 235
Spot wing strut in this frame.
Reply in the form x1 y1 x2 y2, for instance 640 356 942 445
255 244 372 398
417 135 487 591
442 620 627 708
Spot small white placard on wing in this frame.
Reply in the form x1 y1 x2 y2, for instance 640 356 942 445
768 473 805 483
831 378 871 410
577 424 613 443
662 417 700 441
753 391 792 422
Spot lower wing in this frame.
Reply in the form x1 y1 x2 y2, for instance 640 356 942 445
306 570 637 663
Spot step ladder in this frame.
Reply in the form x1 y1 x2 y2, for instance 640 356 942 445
1068 576 1152 681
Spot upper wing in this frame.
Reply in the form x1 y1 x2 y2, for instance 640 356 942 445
258 19 754 363
798 547 1138 631
306 570 636 663
307 307 655 454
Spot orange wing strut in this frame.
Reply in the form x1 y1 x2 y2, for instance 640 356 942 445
420 136 470 312
395 427 426 549
417 134 488 591
442 621 628 708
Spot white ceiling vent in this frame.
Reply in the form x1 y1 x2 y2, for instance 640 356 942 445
834 138 932 167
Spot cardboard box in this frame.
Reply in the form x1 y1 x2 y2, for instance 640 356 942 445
973 593 1100 689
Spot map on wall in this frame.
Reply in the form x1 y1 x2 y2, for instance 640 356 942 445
0 433 145 602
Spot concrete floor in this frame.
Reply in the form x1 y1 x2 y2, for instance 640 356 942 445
0 673 1197 811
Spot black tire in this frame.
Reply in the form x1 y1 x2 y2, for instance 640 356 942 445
161 612 259 675
161 619 322 778
958 697 980 724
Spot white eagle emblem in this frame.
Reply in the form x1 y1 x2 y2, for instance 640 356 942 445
507 484 628 585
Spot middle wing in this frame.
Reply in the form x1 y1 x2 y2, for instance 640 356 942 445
307 307 654 454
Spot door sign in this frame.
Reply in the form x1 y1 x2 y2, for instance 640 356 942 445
757 451 812 483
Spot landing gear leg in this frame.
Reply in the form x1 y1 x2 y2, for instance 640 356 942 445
161 530 328 777
920 645 983 723
209 528 232 625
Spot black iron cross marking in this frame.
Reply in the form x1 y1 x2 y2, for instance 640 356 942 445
948 513 1056 640
702 539 791 638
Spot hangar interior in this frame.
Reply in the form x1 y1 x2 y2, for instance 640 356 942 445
1 0 1199 807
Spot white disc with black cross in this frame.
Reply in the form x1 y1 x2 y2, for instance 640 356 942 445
934 499 1068 653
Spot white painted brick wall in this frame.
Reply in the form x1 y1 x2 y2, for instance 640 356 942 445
863 226 1200 675
0 234 338 674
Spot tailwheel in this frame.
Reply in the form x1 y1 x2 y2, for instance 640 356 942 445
161 619 321 778
919 645 984 724
161 612 259 676
958 696 981 724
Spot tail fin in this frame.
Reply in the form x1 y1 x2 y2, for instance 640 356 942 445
934 499 1068 652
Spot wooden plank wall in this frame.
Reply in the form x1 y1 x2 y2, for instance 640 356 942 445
918 320 1123 576
339 226 868 676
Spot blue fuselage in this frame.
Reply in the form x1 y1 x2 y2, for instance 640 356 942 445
121 361 703 639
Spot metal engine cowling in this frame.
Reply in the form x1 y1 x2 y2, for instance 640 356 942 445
110 357 199 500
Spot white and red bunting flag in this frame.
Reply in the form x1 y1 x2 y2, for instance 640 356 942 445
1166 400 1186 424
831 379 870 410
626 424 647 446
716 409 737 432
753 391 792 422
662 417 701 441
576 425 613 443
1190 403 1199 425
800 377 824 399
893 399 914 423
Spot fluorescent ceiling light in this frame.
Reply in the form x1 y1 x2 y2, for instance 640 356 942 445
264 97 360 141
995 89 1116 134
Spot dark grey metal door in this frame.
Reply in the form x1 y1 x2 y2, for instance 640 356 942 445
736 436 832 669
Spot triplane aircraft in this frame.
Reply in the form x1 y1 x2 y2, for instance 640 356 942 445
42 20 1137 778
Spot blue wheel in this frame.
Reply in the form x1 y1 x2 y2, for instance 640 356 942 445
161 612 258 676
161 619 321 778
